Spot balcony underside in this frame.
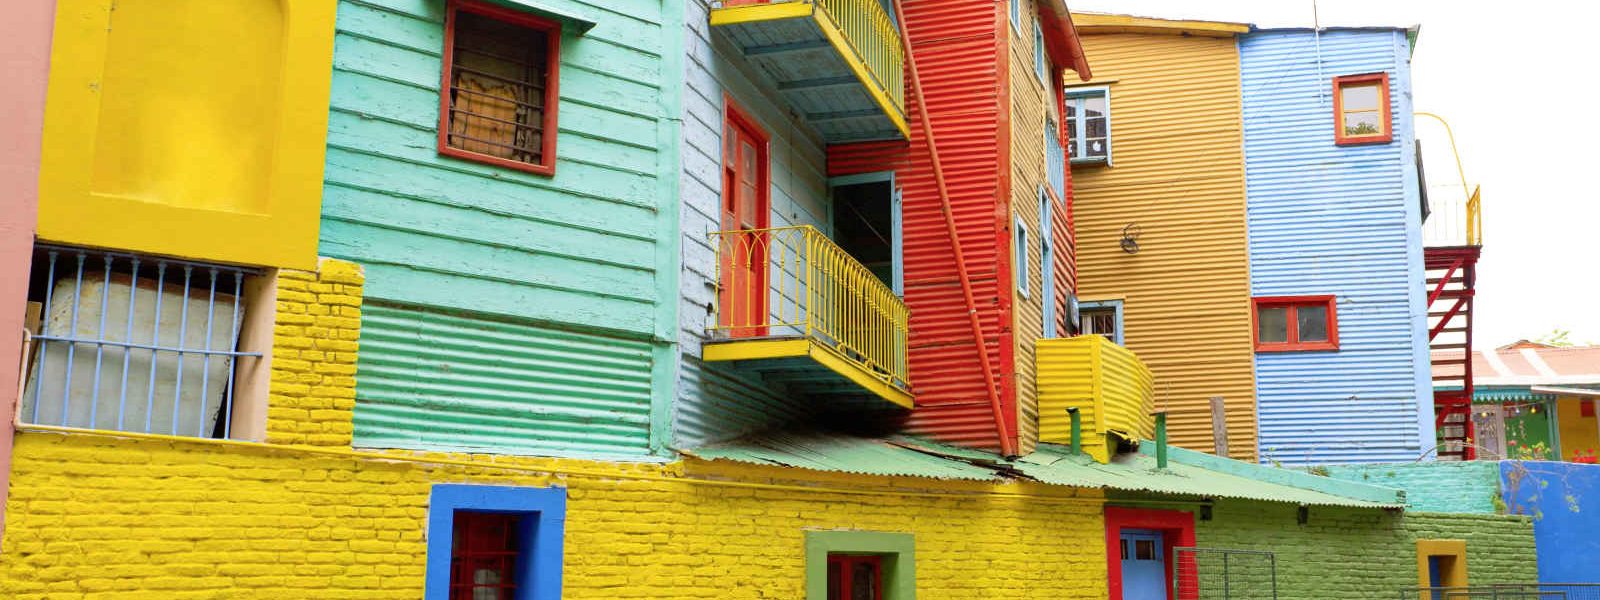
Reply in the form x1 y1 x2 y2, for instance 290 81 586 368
703 337 914 409
711 4 908 143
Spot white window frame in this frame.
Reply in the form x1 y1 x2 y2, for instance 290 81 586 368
1033 19 1047 84
1015 216 1029 298
1040 187 1057 338
1009 0 1020 34
1065 86 1112 166
1079 299 1123 345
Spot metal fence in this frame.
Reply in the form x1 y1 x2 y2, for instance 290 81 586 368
1174 547 1278 600
20 244 260 438
1402 584 1600 600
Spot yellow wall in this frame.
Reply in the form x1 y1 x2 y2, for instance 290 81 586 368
1069 32 1257 459
1557 397 1600 461
1009 0 1059 455
0 260 1112 599
36 0 336 270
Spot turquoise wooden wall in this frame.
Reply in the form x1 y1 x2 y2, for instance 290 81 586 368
674 0 836 448
319 0 684 459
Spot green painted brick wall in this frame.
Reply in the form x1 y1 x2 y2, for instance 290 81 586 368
1324 461 1503 514
1192 500 1536 598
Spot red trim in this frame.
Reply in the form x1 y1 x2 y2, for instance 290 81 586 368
1252 295 1339 352
1332 72 1392 146
827 554 884 600
719 96 771 338
437 0 562 176
1105 507 1196 600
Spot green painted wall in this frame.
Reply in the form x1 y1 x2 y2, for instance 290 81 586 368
319 0 683 458
1324 462 1503 514
1190 500 1536 598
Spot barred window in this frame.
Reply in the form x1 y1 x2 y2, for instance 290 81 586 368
439 0 561 176
20 245 264 438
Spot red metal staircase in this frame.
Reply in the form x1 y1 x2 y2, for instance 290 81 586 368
1426 246 1480 460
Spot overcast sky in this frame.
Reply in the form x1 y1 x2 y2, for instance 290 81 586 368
1068 0 1600 349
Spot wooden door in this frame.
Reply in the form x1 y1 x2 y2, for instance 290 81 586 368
720 104 769 337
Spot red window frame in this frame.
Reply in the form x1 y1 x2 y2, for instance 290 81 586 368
437 0 562 176
449 511 523 600
827 554 885 600
1332 73 1392 146
718 96 771 338
1252 295 1339 352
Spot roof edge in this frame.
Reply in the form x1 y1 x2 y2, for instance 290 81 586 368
1070 12 1250 37
1141 444 1408 506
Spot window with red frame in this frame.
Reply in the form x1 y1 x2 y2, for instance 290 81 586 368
827 554 884 600
1333 73 1391 145
439 0 561 175
450 511 523 600
1253 296 1339 352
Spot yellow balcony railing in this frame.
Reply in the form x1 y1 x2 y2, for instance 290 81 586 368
1036 335 1156 463
707 225 910 394
813 0 905 120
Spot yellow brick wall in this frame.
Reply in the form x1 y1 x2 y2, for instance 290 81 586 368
0 258 1112 599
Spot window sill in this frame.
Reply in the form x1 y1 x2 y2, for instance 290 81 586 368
1334 135 1394 146
1254 343 1339 353
439 146 556 177
1070 158 1110 167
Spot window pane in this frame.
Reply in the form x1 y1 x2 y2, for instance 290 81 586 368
852 561 879 600
1120 539 1129 560
828 561 843 600
451 512 522 600
1257 306 1288 343
1085 116 1107 140
1343 111 1384 137
1135 539 1155 560
1083 94 1107 117
1086 138 1108 159
1340 82 1382 111
1297 304 1329 342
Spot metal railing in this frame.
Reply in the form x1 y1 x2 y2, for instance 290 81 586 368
708 225 909 391
1417 112 1483 247
20 244 260 438
1402 584 1600 599
812 0 906 121
1175 547 1277 600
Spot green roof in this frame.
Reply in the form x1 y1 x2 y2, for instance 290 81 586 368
686 431 1405 509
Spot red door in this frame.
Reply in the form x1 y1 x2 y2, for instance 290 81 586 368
720 101 769 337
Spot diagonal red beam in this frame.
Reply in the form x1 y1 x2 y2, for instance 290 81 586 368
1429 296 1468 341
1427 258 1463 306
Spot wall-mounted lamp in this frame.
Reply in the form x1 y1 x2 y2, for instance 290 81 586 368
1120 224 1142 254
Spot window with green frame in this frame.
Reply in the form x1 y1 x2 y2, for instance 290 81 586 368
805 531 915 600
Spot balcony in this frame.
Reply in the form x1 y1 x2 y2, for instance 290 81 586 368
704 225 912 409
710 0 908 142
1035 335 1155 463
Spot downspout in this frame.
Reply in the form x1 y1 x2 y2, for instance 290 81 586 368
1155 412 1169 469
889 0 1015 457
1067 408 1081 455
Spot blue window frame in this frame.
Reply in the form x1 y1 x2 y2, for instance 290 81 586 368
1040 187 1057 338
1065 87 1111 164
1079 299 1123 345
1033 20 1048 83
426 484 567 600
829 171 903 297
1015 216 1029 298
1009 0 1019 33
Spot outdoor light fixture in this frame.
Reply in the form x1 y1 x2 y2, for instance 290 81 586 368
1120 223 1142 254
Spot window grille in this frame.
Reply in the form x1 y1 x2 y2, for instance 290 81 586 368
20 244 260 438
441 0 560 174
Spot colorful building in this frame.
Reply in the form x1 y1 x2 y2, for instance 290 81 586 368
0 0 1554 598
1436 343 1600 462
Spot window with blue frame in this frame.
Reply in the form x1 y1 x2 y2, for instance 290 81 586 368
1065 88 1110 164
1079 300 1123 344
426 484 566 600
1040 187 1057 338
1033 20 1047 83
1015 217 1029 298
1009 0 1020 33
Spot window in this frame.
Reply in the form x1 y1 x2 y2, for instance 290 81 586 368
1033 20 1047 83
1065 88 1110 164
1040 188 1057 338
1333 73 1392 145
1253 295 1339 352
831 172 903 296
805 531 914 600
1009 0 1020 33
19 244 264 438
439 0 562 175
1079 300 1122 345
426 484 566 600
1015 217 1029 298
1416 540 1468 592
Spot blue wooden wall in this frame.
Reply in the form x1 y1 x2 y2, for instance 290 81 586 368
319 0 683 459
673 0 836 448
1241 29 1432 465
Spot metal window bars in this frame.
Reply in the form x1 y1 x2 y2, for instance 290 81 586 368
20 244 261 439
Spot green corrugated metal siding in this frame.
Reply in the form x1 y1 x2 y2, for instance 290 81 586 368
354 303 655 457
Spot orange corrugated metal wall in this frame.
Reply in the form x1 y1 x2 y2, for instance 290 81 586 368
828 0 1017 453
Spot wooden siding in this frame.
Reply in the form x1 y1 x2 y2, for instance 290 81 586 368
674 0 833 448
829 0 1015 453
1007 0 1056 455
1242 30 1430 465
1070 32 1256 458
321 0 680 458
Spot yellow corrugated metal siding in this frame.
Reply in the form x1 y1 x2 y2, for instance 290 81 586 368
1036 336 1154 463
1009 0 1054 456
1098 341 1155 441
1070 33 1257 459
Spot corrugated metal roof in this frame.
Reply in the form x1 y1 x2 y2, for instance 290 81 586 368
1432 346 1600 387
687 431 1405 508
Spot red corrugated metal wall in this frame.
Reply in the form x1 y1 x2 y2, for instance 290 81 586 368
828 0 1016 452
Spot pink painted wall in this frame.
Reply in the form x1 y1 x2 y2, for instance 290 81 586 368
0 0 56 542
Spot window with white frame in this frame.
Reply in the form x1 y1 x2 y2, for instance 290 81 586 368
1040 187 1057 338
1009 0 1020 33
1015 217 1029 298
1079 300 1122 344
1065 88 1110 164
1033 20 1047 83
19 244 264 438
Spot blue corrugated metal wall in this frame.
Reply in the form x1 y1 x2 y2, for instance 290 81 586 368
1241 29 1431 465
319 0 682 459
673 0 832 447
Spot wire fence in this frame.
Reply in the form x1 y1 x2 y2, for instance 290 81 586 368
1402 584 1600 599
1174 547 1277 600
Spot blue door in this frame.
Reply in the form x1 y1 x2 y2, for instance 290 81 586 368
1120 529 1167 600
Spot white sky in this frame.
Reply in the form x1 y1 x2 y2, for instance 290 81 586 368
1067 0 1600 348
